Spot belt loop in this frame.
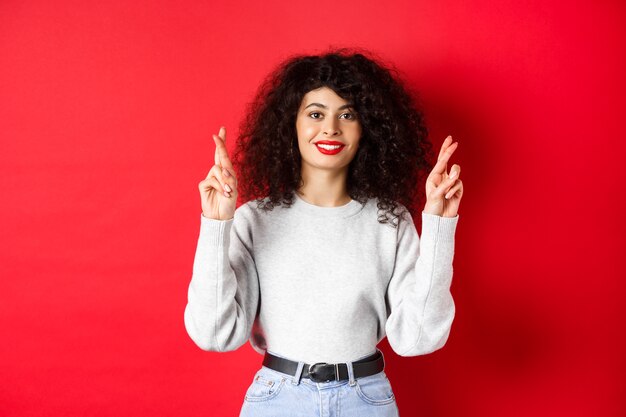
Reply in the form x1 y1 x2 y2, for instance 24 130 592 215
346 359 356 386
291 361 304 385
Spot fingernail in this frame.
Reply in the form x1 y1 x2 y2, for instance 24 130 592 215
223 168 230 177
224 184 231 192
224 191 230 197
445 192 451 199
450 170 458 179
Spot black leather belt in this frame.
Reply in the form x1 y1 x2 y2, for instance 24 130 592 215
262 349 385 383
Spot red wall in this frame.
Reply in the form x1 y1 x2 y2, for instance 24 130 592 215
1 1 624 416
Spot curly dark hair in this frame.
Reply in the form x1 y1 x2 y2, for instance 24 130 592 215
232 46 435 227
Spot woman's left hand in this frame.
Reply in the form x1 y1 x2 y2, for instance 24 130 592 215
423 135 464 218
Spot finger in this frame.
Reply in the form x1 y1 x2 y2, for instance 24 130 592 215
437 135 453 160
206 154 238 189
213 134 221 167
433 141 458 176
199 176 224 194
442 166 461 190
437 136 454 175
435 177 459 200
210 176 232 197
448 164 461 179
213 134 235 170
203 175 233 197
435 170 461 197
207 164 232 193
215 164 237 194
205 164 220 180
431 158 447 176
218 126 234 179
427 157 450 184
223 165 237 188
206 176 229 196
445 179 463 199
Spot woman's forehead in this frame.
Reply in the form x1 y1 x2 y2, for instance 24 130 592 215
301 87 353 109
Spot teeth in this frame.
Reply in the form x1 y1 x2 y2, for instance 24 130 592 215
317 144 342 150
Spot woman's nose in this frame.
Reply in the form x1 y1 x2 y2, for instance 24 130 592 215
323 120 340 136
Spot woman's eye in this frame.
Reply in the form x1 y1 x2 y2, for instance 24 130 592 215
308 112 356 120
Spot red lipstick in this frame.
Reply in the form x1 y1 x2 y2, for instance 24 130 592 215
314 140 346 155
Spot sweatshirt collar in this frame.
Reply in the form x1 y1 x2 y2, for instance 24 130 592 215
291 191 365 218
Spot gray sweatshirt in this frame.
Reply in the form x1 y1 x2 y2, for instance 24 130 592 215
184 192 459 364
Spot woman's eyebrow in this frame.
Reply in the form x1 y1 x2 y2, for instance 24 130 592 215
304 103 354 110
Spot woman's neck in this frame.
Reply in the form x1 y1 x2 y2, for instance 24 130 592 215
297 166 351 207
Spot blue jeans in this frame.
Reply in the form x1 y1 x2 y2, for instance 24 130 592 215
239 349 400 417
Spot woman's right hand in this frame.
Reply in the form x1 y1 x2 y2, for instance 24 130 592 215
198 126 238 220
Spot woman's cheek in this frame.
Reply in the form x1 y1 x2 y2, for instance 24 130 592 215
303 125 319 138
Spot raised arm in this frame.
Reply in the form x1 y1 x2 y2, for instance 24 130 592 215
184 125 259 351
184 207 260 351
384 210 459 356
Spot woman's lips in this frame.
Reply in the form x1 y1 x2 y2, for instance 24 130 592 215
315 143 345 155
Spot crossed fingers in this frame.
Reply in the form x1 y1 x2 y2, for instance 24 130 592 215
213 127 233 171
434 135 459 177
425 135 462 202
208 126 237 195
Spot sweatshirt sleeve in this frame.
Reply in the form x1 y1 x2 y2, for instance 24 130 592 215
384 210 459 356
183 205 260 352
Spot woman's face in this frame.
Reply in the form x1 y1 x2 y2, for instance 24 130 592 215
295 86 362 173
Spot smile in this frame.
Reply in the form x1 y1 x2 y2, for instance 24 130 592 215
315 143 345 155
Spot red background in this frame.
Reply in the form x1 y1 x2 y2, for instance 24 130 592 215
1 0 625 416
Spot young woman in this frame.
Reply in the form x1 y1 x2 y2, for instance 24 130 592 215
184 48 464 417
